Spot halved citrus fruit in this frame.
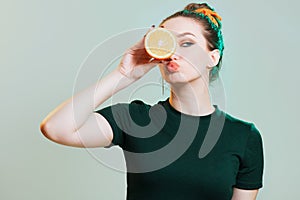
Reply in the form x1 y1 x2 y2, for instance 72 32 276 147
144 27 177 60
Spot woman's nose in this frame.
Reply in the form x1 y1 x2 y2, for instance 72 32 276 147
170 52 179 61
160 52 179 64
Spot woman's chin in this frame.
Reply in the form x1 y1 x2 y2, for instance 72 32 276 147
164 78 189 86
165 75 203 87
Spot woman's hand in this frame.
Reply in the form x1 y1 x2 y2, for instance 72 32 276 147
117 27 160 80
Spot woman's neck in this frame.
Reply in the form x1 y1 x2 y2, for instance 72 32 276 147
169 79 215 116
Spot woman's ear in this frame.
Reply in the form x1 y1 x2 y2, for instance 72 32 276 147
207 49 220 69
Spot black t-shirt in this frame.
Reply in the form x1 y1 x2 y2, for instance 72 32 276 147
94 98 264 200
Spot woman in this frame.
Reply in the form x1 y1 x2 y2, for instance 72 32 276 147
40 3 264 200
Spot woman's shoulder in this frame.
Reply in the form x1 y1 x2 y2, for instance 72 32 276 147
128 98 167 110
220 109 261 137
223 111 253 126
103 98 165 115
128 99 152 111
214 109 263 152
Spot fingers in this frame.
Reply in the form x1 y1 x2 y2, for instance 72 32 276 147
144 25 156 37
147 57 155 63
125 24 161 68
148 57 162 64
131 25 156 51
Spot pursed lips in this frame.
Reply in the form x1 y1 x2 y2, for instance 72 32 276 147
166 61 179 72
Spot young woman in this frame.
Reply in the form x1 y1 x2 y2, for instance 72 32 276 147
40 3 264 200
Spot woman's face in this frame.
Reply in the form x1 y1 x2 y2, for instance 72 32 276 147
158 16 218 85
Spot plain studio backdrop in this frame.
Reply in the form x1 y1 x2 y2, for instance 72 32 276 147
1 0 299 199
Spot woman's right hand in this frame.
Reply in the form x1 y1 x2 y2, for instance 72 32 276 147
117 27 160 80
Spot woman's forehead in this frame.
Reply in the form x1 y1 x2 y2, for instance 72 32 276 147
161 16 204 37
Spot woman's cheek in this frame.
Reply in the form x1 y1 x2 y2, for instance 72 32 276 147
181 46 207 66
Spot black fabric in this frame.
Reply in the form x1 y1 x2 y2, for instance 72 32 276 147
94 98 264 200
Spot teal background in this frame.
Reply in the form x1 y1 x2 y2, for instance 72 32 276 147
1 0 299 199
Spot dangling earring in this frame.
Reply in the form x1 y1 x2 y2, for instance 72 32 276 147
161 77 165 96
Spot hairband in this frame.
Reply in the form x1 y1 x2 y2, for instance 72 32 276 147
183 8 222 27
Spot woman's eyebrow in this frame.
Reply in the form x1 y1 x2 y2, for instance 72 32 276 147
176 32 196 38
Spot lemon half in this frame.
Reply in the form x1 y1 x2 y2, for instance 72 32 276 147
144 27 177 60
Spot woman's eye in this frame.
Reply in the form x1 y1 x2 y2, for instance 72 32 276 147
180 42 194 47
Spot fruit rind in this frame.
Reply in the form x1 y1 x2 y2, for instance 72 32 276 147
144 28 176 60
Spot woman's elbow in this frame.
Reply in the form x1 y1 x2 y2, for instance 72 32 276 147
40 121 59 142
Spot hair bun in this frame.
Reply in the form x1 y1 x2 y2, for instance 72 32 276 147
184 3 215 12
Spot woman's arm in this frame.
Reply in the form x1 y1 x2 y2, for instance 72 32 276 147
39 69 135 148
231 188 259 200
40 29 158 148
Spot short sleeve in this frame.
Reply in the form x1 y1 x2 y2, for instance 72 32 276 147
235 123 264 189
94 103 130 149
